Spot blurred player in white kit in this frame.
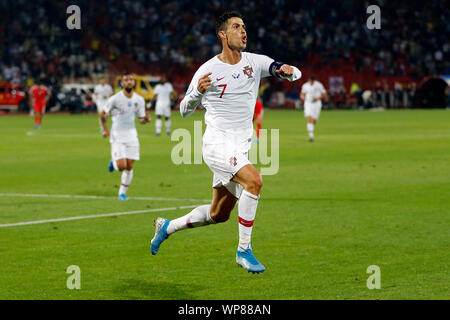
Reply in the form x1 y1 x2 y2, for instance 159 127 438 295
152 75 176 136
300 75 327 142
100 73 151 200
149 12 302 274
94 77 113 133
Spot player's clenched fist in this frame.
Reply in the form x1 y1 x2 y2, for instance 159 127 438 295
275 65 294 77
197 72 212 94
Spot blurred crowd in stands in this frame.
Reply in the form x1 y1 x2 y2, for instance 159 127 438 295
0 0 448 110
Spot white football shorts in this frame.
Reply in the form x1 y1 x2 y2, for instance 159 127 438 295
304 101 322 120
111 141 140 161
202 126 252 198
155 101 171 117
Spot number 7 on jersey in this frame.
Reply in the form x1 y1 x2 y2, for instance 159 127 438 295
218 84 227 98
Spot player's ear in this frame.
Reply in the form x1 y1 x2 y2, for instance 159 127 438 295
218 30 227 40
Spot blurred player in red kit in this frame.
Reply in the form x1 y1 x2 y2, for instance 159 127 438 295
29 78 51 129
253 99 264 143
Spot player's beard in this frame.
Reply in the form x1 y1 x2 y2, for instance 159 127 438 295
226 36 245 52
125 87 133 93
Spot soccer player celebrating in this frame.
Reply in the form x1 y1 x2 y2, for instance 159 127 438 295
29 78 51 129
152 75 176 136
150 12 301 273
300 75 327 142
94 77 113 133
253 99 264 143
100 73 151 200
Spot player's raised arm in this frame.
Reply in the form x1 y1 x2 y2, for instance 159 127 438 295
179 72 212 118
256 54 302 82
271 62 302 82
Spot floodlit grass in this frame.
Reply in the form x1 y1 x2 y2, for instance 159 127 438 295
0 109 448 299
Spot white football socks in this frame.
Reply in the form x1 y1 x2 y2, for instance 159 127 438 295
167 204 214 235
238 190 260 250
156 118 162 134
165 119 171 133
119 169 133 195
307 123 314 139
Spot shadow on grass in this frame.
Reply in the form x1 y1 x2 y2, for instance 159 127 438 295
113 279 204 300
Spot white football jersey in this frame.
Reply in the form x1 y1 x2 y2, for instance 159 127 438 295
94 84 113 105
103 91 146 143
154 82 174 106
301 80 326 103
180 52 301 137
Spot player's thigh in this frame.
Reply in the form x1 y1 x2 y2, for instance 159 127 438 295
33 104 43 115
232 163 263 193
116 158 127 170
210 186 238 223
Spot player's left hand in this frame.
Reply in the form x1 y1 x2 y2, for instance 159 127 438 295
139 115 152 124
275 65 294 77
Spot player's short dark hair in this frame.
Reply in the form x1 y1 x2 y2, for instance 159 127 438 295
121 71 134 79
310 75 316 81
216 11 243 36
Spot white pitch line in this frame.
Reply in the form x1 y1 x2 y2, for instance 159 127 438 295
0 205 198 228
0 193 210 202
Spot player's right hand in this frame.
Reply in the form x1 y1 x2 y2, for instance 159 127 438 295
102 130 109 138
197 72 212 94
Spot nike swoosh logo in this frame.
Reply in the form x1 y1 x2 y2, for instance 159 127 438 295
216 77 225 81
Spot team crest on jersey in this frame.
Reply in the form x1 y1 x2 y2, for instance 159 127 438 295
229 156 237 166
232 71 240 79
243 65 253 79
134 102 138 107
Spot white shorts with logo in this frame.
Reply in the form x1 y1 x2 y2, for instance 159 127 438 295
155 101 171 117
111 141 140 161
304 101 322 120
202 126 252 198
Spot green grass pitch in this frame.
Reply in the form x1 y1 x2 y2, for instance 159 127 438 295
0 109 448 299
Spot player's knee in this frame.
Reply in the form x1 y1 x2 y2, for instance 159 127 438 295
210 211 230 223
247 173 263 194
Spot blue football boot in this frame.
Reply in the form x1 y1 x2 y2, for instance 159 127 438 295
236 243 265 274
118 194 128 200
108 160 114 172
150 217 170 255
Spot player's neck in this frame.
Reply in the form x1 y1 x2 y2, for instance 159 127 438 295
122 89 133 98
218 47 242 65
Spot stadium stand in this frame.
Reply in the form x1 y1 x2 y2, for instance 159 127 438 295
1 0 448 110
